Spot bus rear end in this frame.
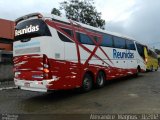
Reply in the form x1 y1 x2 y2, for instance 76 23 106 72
14 13 55 92
144 48 158 71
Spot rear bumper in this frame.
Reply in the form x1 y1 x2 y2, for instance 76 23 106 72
14 79 54 92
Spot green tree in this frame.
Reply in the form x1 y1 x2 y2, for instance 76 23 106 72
51 8 62 16
52 0 105 29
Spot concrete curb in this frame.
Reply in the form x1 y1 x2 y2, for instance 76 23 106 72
0 81 14 85
0 81 17 91
0 86 18 91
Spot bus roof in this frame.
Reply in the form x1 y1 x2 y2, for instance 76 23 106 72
15 13 136 41
44 14 136 41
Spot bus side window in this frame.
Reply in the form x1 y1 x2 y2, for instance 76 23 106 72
57 32 73 43
61 28 74 37
93 36 99 43
136 43 145 59
148 49 152 56
126 40 136 50
113 36 126 49
151 50 158 59
76 32 94 45
101 34 113 47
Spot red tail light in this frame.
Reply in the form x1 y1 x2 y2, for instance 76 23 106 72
43 54 51 79
44 68 49 73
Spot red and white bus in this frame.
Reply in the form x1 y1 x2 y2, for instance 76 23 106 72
13 13 146 92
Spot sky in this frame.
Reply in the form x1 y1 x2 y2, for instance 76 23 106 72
0 0 160 49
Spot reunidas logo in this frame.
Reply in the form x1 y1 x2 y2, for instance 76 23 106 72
113 49 134 59
15 25 39 36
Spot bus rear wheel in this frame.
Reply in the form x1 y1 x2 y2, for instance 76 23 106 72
96 71 105 88
81 73 93 92
155 67 158 71
150 65 153 72
136 66 140 74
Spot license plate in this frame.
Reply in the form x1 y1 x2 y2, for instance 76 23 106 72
24 82 30 87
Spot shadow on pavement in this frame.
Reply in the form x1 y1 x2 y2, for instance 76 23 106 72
25 73 145 102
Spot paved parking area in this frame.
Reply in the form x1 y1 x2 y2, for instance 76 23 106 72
0 71 160 115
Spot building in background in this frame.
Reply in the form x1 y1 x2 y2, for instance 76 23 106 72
0 18 14 63
0 18 14 81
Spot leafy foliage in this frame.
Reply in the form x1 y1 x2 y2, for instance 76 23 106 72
51 8 62 16
51 0 105 29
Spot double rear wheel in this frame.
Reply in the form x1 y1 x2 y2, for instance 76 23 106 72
81 71 106 92
81 73 93 92
96 71 106 88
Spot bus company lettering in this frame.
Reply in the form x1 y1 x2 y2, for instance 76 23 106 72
15 25 39 36
113 49 134 59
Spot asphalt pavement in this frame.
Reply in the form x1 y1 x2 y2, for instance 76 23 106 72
0 70 160 115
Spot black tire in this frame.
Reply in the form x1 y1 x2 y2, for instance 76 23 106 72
96 71 105 88
150 65 153 72
135 67 140 76
155 67 158 71
81 73 93 92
